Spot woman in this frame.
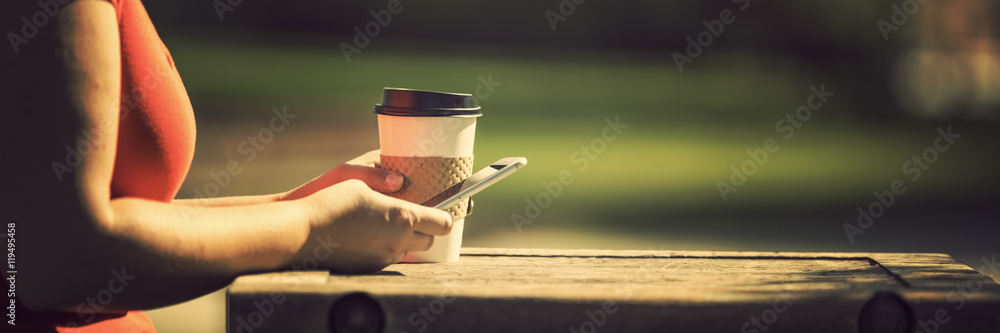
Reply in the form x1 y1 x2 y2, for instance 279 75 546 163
0 0 452 331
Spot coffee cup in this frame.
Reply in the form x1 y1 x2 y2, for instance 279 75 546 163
374 88 482 262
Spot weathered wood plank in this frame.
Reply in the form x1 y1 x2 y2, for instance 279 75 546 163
228 248 1000 333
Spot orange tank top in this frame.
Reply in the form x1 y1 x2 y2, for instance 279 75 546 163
102 0 197 329
110 0 196 202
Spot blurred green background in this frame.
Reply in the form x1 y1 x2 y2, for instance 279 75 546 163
140 1 1000 331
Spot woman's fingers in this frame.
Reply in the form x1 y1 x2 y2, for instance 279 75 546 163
367 190 453 237
334 164 404 193
406 232 435 252
406 204 454 236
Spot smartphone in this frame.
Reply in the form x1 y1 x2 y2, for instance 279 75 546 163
422 157 527 210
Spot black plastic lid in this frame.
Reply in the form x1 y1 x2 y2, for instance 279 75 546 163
373 88 482 117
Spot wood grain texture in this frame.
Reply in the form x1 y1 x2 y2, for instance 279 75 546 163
227 248 1000 333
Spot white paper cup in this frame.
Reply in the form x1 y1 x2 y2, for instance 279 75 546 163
373 88 482 263
377 115 477 157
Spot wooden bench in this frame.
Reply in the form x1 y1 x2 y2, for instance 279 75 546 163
227 248 1000 332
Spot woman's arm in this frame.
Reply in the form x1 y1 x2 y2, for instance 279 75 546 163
0 0 451 313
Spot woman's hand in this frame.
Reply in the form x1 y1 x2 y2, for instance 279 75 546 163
281 150 402 201
280 149 452 273
296 179 453 273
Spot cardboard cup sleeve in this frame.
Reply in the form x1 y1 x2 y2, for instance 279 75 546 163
378 155 474 219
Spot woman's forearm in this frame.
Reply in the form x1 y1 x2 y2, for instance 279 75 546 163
23 196 312 312
109 196 310 274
